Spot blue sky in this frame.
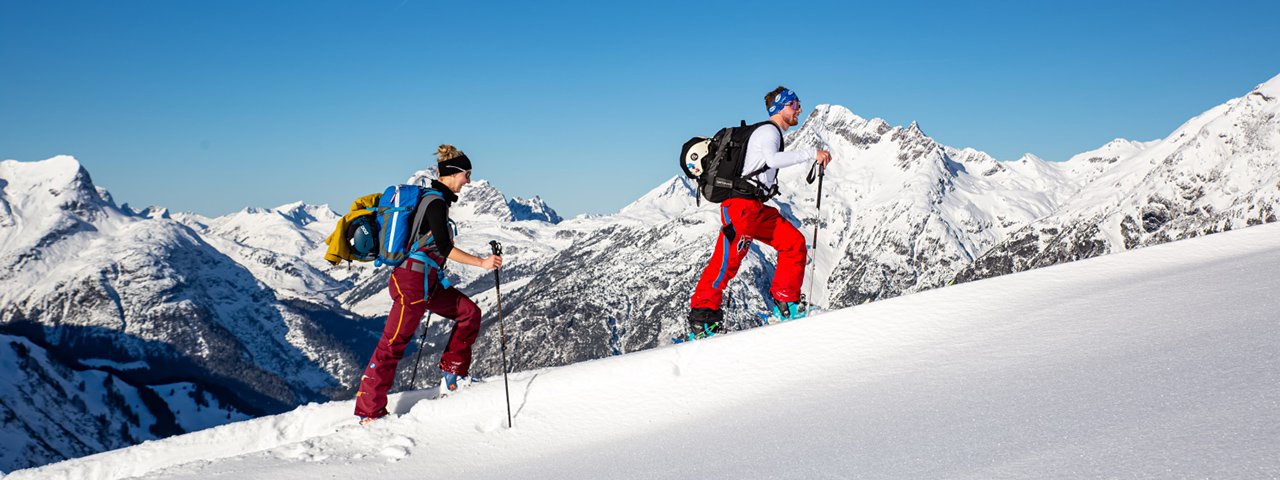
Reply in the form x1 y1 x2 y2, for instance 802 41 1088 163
3 1 1278 218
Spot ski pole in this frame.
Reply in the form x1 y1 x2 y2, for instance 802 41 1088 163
408 313 433 391
806 161 825 303
489 240 512 428
806 121 830 305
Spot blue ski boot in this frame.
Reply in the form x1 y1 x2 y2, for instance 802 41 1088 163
770 297 808 323
439 371 472 398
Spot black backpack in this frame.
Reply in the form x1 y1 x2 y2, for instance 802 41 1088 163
680 120 783 203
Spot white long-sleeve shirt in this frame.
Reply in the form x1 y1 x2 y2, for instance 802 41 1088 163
743 121 817 189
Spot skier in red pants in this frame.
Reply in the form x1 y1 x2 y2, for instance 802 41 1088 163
689 86 832 336
355 144 502 424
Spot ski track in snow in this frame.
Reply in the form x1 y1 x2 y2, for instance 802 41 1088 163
12 222 1280 480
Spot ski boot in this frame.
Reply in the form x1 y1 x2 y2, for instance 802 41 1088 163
438 371 473 398
683 307 724 342
770 296 808 323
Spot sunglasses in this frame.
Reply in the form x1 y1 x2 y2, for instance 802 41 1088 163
787 100 801 111
444 166 472 179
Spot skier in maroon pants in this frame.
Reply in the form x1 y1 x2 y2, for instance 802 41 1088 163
355 144 502 424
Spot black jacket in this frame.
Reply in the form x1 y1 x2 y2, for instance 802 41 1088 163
416 180 459 259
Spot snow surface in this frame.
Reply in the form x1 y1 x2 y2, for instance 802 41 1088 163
13 222 1280 480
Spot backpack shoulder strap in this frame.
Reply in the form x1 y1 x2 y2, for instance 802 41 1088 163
740 121 784 179
420 188 445 202
747 120 784 151
407 188 446 251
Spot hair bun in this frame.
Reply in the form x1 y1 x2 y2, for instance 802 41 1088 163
437 144 463 163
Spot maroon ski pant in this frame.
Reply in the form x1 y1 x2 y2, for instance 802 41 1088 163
354 259 481 419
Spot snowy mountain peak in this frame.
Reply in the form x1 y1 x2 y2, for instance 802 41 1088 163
1 154 80 182
123 204 173 220
0 156 120 257
945 147 1006 176
393 168 563 225
906 120 925 136
951 147 998 163
451 179 514 223
1100 137 1148 152
800 104 889 148
272 201 336 226
0 155 107 211
1111 137 1147 148
274 200 308 212
795 104 951 177
1063 138 1150 167
508 195 563 223
809 104 870 127
405 166 440 187
94 186 115 207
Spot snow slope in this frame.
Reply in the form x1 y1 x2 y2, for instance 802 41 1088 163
15 221 1280 480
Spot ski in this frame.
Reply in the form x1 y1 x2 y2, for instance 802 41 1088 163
671 321 725 344
671 302 828 344
758 304 825 324
672 331 720 344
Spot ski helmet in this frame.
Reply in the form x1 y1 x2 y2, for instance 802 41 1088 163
347 215 379 261
680 137 711 178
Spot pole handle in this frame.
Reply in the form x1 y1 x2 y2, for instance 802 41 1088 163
489 240 502 284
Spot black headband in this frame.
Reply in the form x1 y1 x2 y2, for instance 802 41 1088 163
439 153 472 176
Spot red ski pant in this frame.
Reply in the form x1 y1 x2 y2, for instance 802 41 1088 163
355 260 481 418
690 197 807 311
